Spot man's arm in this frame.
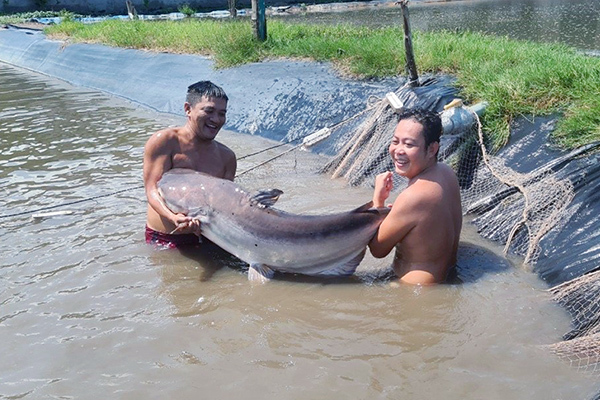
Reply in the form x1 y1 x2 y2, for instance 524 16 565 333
143 130 192 228
368 191 418 258
219 143 237 181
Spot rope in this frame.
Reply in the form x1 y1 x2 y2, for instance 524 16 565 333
0 185 144 219
236 143 303 177
470 109 532 259
236 103 378 177
236 104 374 161
237 138 301 160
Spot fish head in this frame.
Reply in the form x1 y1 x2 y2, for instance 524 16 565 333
157 171 214 221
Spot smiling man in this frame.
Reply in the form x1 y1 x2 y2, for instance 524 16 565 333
368 108 462 285
143 81 236 247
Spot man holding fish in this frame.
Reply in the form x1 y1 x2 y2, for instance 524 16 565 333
143 80 236 248
368 108 462 285
144 82 460 285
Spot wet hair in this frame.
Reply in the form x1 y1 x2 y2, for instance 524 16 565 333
186 81 228 106
397 108 442 150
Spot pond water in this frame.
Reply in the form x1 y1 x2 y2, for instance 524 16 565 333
1 63 598 399
275 0 600 52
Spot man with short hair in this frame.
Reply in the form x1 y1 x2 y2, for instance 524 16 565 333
368 108 462 285
144 81 236 247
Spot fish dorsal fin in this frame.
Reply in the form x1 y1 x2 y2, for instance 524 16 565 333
250 189 283 209
350 201 390 217
314 249 366 277
351 201 375 213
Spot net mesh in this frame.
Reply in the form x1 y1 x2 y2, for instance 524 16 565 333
546 333 600 374
465 113 575 264
547 269 600 375
321 100 399 187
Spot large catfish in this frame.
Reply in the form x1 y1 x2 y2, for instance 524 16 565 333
158 169 389 282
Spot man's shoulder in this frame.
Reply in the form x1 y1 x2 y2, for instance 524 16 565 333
404 164 460 206
146 126 182 145
418 163 459 188
436 162 458 177
430 162 460 182
213 140 236 159
400 176 444 208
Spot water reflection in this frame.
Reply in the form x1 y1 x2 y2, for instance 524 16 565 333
275 0 600 51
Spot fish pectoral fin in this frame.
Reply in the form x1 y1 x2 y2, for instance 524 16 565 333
250 189 284 209
248 263 275 283
315 249 366 277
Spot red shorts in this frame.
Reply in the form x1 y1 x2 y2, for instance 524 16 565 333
145 226 200 248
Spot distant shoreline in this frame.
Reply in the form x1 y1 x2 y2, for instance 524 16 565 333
0 0 481 20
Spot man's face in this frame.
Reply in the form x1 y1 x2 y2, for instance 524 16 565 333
185 96 227 140
389 118 437 179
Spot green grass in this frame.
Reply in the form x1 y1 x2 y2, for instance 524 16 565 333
0 10 81 24
44 18 600 150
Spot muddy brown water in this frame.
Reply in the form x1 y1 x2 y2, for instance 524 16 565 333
1 63 597 399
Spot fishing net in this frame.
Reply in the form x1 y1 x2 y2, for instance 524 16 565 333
320 99 398 187
546 270 600 375
546 334 600 375
463 116 575 264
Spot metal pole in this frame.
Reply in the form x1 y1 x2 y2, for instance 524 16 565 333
252 0 267 41
257 0 267 41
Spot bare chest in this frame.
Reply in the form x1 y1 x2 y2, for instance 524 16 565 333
171 148 226 178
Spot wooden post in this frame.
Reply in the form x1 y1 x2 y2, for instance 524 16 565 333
126 0 138 20
399 0 419 87
252 0 267 41
228 0 237 18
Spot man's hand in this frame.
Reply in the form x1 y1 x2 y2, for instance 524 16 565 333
373 171 394 208
188 218 202 236
170 213 202 236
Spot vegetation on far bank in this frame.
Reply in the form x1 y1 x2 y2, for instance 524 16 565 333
38 18 600 149
0 10 81 24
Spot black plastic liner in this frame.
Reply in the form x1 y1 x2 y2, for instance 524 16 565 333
469 116 600 286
